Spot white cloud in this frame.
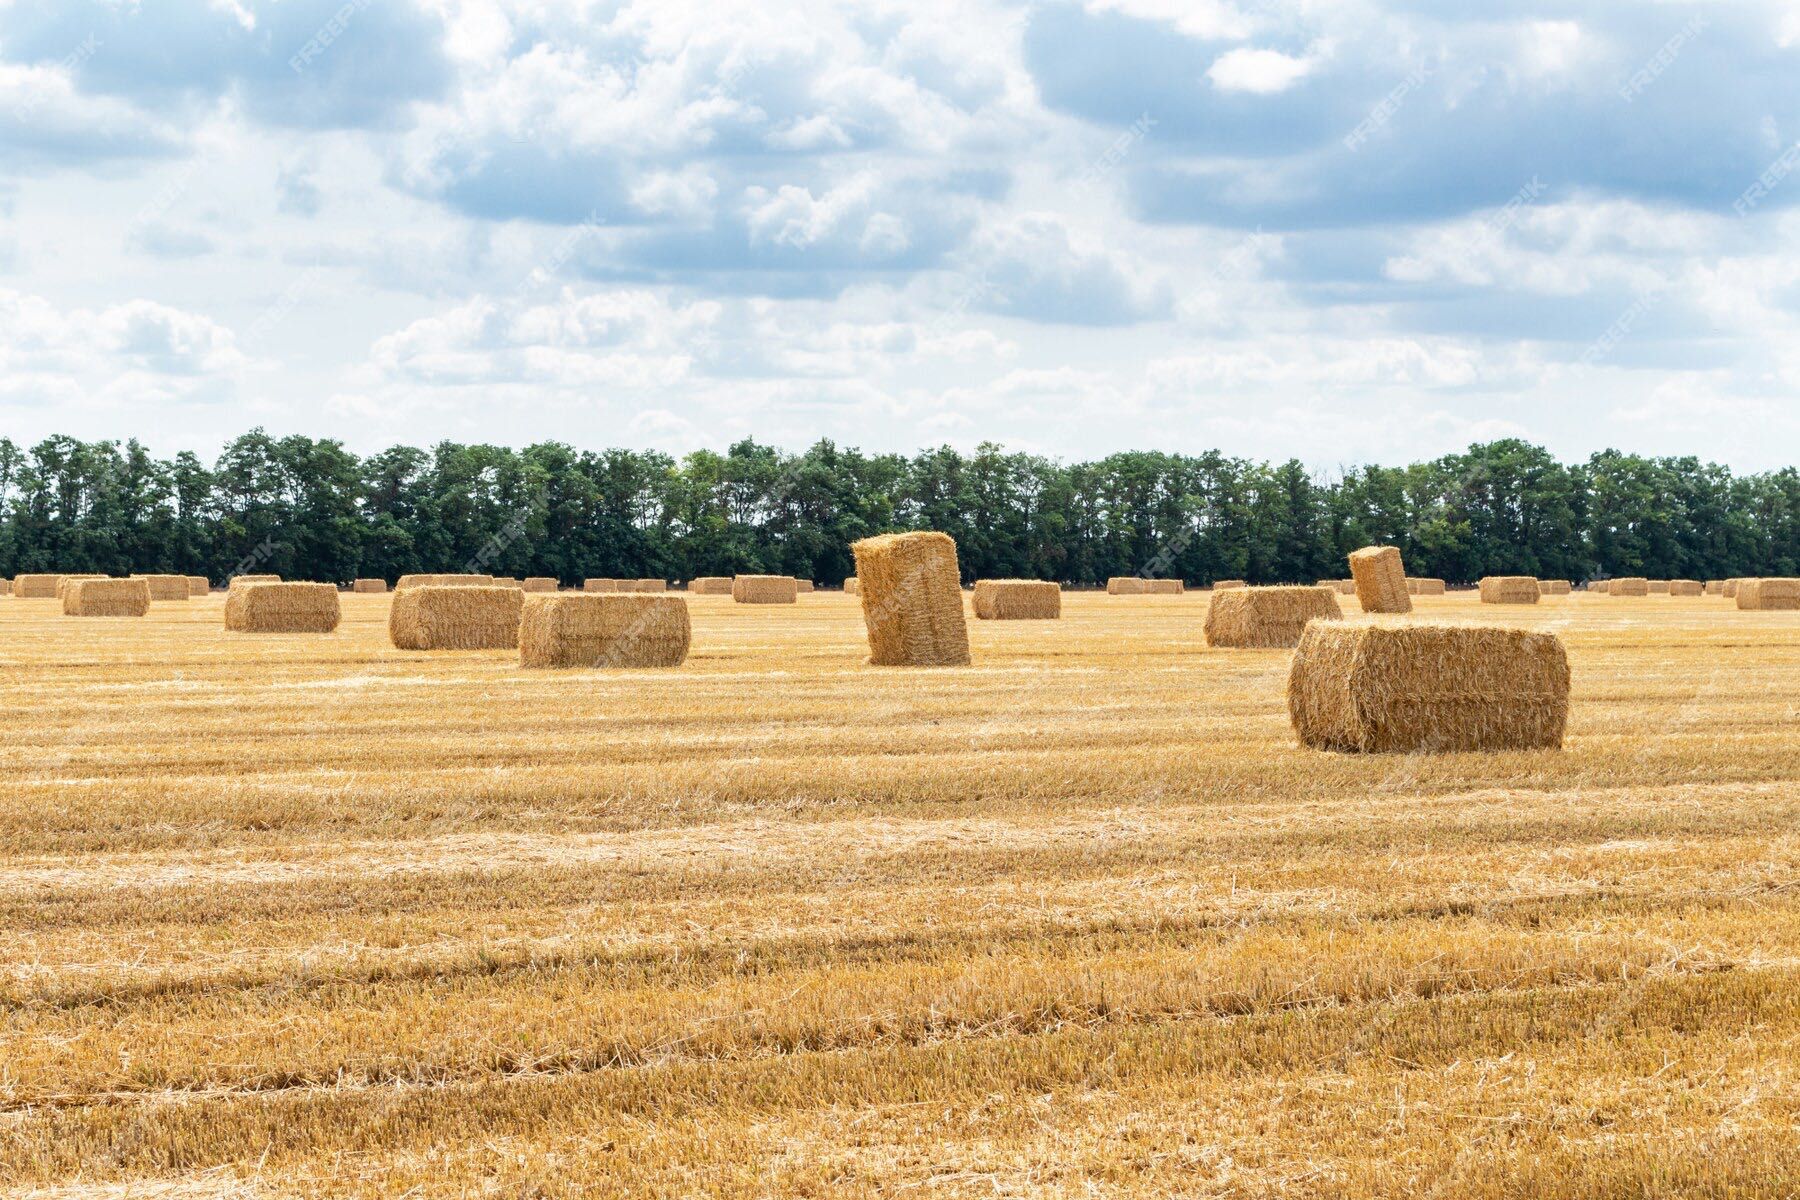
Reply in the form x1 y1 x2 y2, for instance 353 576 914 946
1206 48 1315 95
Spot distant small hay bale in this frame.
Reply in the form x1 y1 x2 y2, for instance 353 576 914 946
518 593 690 668
389 585 523 650
690 577 733 595
843 577 861 596
1288 622 1570 753
0 579 9 596
63 578 150 617
1478 576 1540 605
131 574 192 601
522 577 559 593
1668 579 1704 596
583 578 623 592
1608 577 1649 597
972 579 1061 620
12 574 68 599
1647 580 1670 594
732 575 799 604
1349 545 1411 614
395 573 494 591
1212 579 1247 591
1143 579 1184 594
620 579 667 593
352 578 388 594
796 580 816 594
1204 585 1342 649
1538 579 1572 595
1737 578 1800 610
852 531 971 667
52 574 107 600
1706 580 1724 595
225 582 341 633
187 575 210 596
1106 577 1149 595
1722 578 1744 598
1410 578 1447 596
228 574 281 592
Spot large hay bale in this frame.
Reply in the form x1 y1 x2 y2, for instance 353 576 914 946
63 578 150 617
1288 622 1570 753
518 593 690 668
352 578 388 594
1608 577 1649 596
522 577 559 593
583 578 624 593
53 574 107 600
843 577 860 596
395 573 494 591
225 582 341 633
1106 577 1149 595
851 532 971 667
389 585 523 650
1668 579 1703 596
690 576 733 595
1647 580 1670 594
1737 578 1800 610
1204 585 1342 649
1478 576 1540 605
732 575 798 604
187 575 210 596
1349 545 1411 614
130 574 192 601
1409 578 1447 596
972 579 1061 620
11 574 62 599
1212 579 1246 590
1538 579 1572 595
1143 579 1184 595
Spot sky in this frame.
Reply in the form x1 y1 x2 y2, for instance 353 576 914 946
3 0 1800 472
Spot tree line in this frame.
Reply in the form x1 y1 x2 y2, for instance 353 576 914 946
0 430 1795 586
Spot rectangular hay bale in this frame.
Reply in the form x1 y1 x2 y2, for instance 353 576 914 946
732 575 798 604
518 593 690 668
1204 585 1342 649
1410 578 1448 595
972 579 1061 620
188 575 210 596
1668 579 1703 596
843 577 860 596
1211 579 1246 591
1608 577 1649 596
851 532 970 666
1737 578 1800 610
689 577 733 595
1647 580 1670 594
225 582 341 633
1106 577 1149 595
389 585 523 650
53 574 107 600
131 574 192 601
352 578 388 594
228 574 281 591
522 577 559 593
583 578 624 593
12 574 66 599
63 578 150 617
1537 579 1572 595
1479 576 1540 605
1349 545 1411 614
1143 579 1184 595
395 573 494 591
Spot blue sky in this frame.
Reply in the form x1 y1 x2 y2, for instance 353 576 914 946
3 0 1799 470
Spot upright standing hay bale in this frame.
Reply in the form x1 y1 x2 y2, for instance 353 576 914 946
689 576 733 595
583 578 624 593
1647 580 1670 594
1538 579 1572 596
1204 585 1342 649
394 573 494 591
1106 577 1150 595
1478 576 1540 605
225 582 341 633
1608 577 1649 597
732 575 799 604
352 578 388 594
851 532 970 667
972 579 1061 620
12 574 64 599
522 577 559 593
1288 622 1570 753
131 574 192 601
518 593 690 668
1143 579 1184 595
54 574 108 600
1212 579 1247 591
187 575 210 596
1668 579 1703 596
63 578 150 617
1737 578 1800 610
389 585 523 650
1349 545 1411 614
843 577 861 596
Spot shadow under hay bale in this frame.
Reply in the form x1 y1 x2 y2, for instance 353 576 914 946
1204 585 1342 649
690 577 733 595
1608 577 1649 596
63 578 149 617
852 532 970 667
972 579 1061 620
1288 621 1570 753
352 578 387 594
1737 578 1800 610
1349 545 1411 614
732 575 798 604
226 582 341 633
1479 576 1540 604
1105 577 1149 595
390 585 523 650
519 593 690 668
131 574 191 601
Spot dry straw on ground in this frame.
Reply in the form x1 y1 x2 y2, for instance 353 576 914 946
352 579 388 594
228 574 280 590
522 578 559 593
1479 576 1541 604
225 582 341 633
131 574 192 601
518 593 691 668
852 531 971 667
972 579 1062 620
1204 585 1342 649
62 578 150 617
390 585 524 650
1144 579 1184 594
1609 577 1650 596
843 577 860 595
1538 579 1572 595
395 574 494 591
732 575 798 604
1287 621 1570 753
1105 577 1149 595
1669 579 1704 596
187 575 210 596
689 577 733 595
1737 578 1800 610
1349 545 1411 614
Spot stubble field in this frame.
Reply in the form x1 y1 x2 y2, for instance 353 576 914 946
2 589 1799 1197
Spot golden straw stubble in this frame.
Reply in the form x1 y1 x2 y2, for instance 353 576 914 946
518 593 691 668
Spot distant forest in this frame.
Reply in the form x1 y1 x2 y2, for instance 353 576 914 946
0 431 1794 586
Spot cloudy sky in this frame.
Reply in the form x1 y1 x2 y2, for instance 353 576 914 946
3 0 1800 470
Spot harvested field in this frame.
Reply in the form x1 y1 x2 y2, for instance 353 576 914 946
3 588 1800 1195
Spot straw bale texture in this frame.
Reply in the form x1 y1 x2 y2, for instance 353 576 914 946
796 580 816 594
689 577 733 595
131 574 192 601
62 578 149 617
1212 579 1246 590
1204 585 1343 649
12 574 67 599
1668 579 1704 596
1706 580 1724 595
51 574 107 600
518 593 690 668
633 579 668 593
352 579 387 594
732 575 798 604
1409 578 1447 596
1647 580 1670 594
1723 578 1744 598
583 579 623 593
395 574 494 591
1538 579 1572 595
1348 545 1411 614
843 577 860 596
851 532 971 667
389 585 523 650
1609 577 1650 597
0 579 9 596
187 575 210 596
1737 578 1800 610
972 579 1061 620
225 583 341 633
1143 579 1184 595
1105 577 1149 595
1478 576 1540 605
1288 622 1570 753
228 574 280 591
522 578 559 593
